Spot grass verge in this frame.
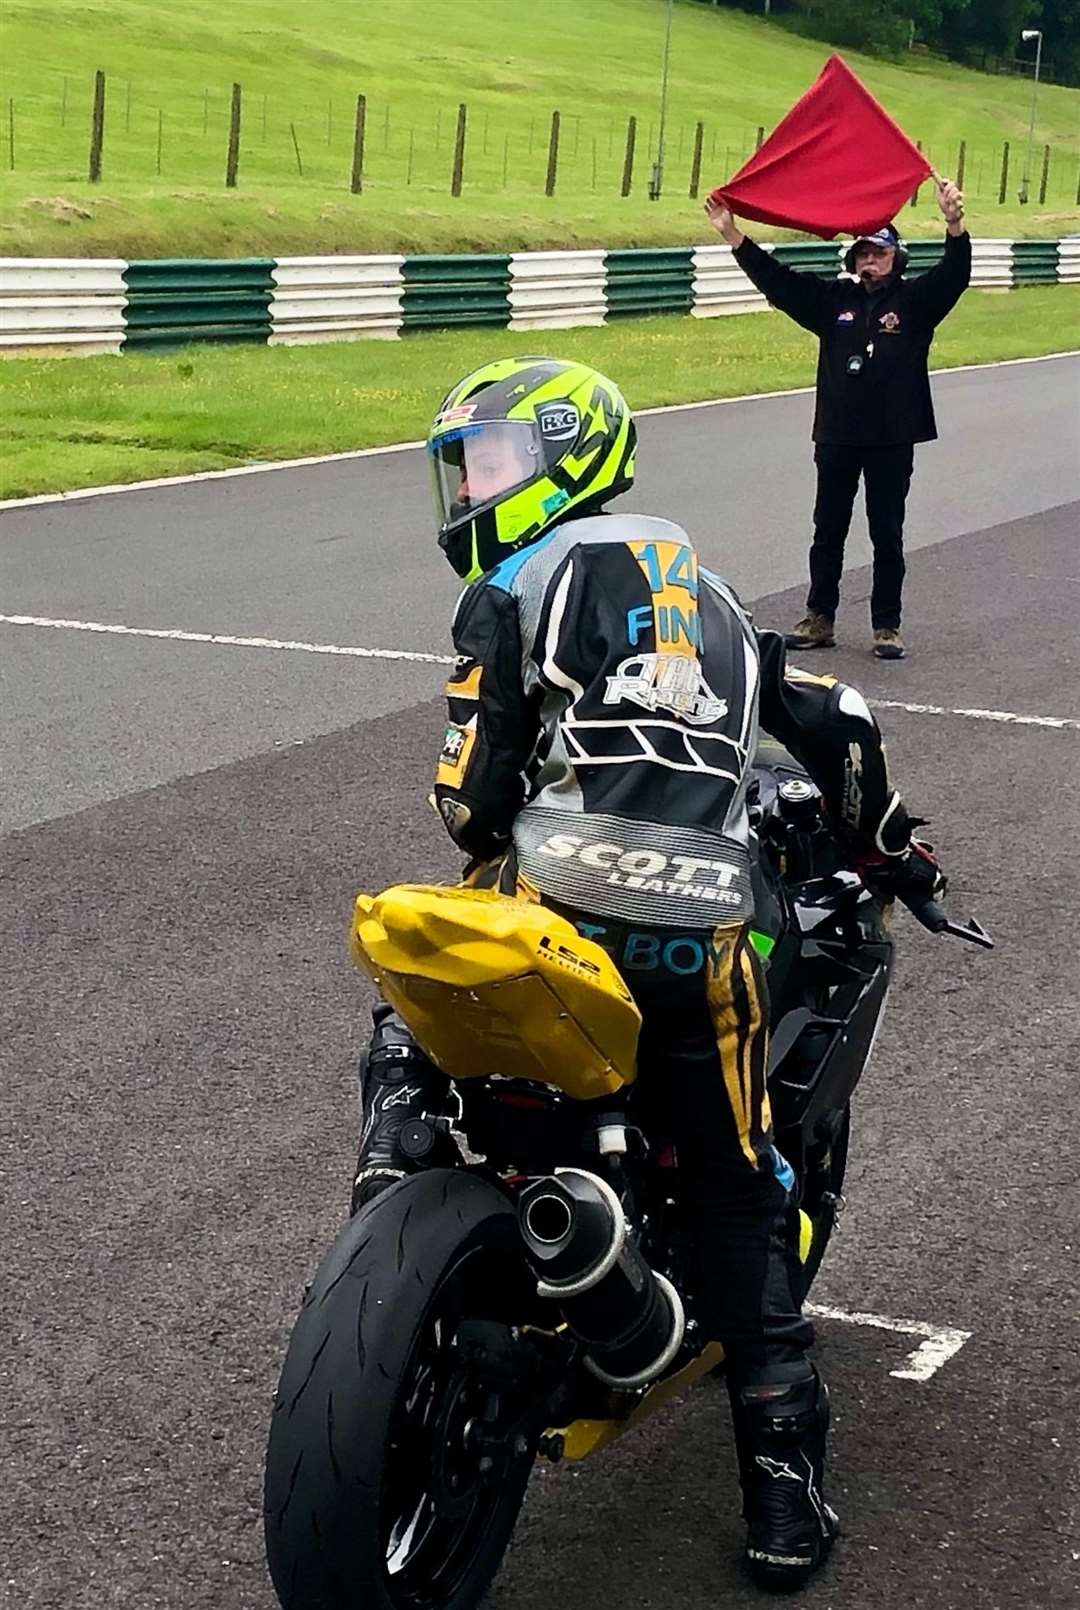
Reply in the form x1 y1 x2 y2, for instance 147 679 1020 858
2 285 1078 501
1 0 1078 258
1 180 1076 260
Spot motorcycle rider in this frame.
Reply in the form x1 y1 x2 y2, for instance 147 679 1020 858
352 357 943 1590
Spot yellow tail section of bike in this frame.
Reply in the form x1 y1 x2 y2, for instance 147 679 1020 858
351 884 642 1101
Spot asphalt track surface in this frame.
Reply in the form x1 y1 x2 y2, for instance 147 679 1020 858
2 355 1079 1610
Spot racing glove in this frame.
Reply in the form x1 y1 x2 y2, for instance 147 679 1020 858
856 838 947 905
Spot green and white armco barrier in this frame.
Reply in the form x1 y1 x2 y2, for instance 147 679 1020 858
0 237 1075 357
508 250 607 330
0 258 129 354
268 256 405 343
123 259 275 349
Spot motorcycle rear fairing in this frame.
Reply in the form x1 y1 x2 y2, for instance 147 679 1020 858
352 883 641 1101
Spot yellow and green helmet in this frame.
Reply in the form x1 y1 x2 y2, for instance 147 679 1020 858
427 356 637 582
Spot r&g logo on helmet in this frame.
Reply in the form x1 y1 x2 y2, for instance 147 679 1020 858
536 402 580 441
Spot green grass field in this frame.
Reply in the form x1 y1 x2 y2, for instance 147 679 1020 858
1 0 1078 258
3 286 1077 500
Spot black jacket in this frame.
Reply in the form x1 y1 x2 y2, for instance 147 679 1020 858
434 513 915 927
733 231 972 447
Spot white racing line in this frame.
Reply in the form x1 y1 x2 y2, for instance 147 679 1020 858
0 614 454 665
869 696 1080 732
2 612 1080 734
805 1300 972 1383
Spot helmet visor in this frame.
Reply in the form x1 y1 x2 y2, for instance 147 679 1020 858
429 418 545 526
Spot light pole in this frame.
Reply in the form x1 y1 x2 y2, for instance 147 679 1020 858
648 0 674 201
1019 28 1043 205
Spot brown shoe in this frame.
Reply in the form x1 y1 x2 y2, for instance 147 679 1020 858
785 611 836 649
873 628 905 660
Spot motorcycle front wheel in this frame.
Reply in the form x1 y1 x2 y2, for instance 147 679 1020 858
264 1169 538 1610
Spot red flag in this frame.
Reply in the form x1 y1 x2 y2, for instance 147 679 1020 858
709 55 932 239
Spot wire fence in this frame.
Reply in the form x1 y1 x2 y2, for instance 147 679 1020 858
6 68 1080 209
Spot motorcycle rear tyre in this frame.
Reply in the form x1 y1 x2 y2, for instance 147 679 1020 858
264 1169 535 1610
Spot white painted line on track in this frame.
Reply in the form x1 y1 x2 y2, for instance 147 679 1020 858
5 615 1080 733
805 1301 972 1382
869 697 1080 732
0 614 454 665
1 350 1076 513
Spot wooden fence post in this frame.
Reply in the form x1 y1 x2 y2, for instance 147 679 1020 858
956 139 966 191
225 82 241 187
998 141 1009 204
1038 143 1050 206
89 69 106 182
545 109 560 196
621 115 636 197
351 93 366 193
451 102 466 196
688 120 704 199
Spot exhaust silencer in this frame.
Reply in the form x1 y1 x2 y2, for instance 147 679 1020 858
518 1167 685 1390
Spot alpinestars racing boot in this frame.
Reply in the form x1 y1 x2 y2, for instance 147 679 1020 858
351 1003 452 1214
728 1363 839 1590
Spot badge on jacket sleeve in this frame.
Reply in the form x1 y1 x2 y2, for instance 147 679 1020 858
436 716 477 785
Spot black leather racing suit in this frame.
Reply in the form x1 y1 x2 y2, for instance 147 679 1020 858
430 510 916 1371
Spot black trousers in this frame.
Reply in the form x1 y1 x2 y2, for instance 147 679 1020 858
807 442 915 631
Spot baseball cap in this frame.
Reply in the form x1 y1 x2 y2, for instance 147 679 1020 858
851 224 901 250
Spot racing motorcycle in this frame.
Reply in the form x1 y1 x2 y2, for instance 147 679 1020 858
263 738 991 1610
